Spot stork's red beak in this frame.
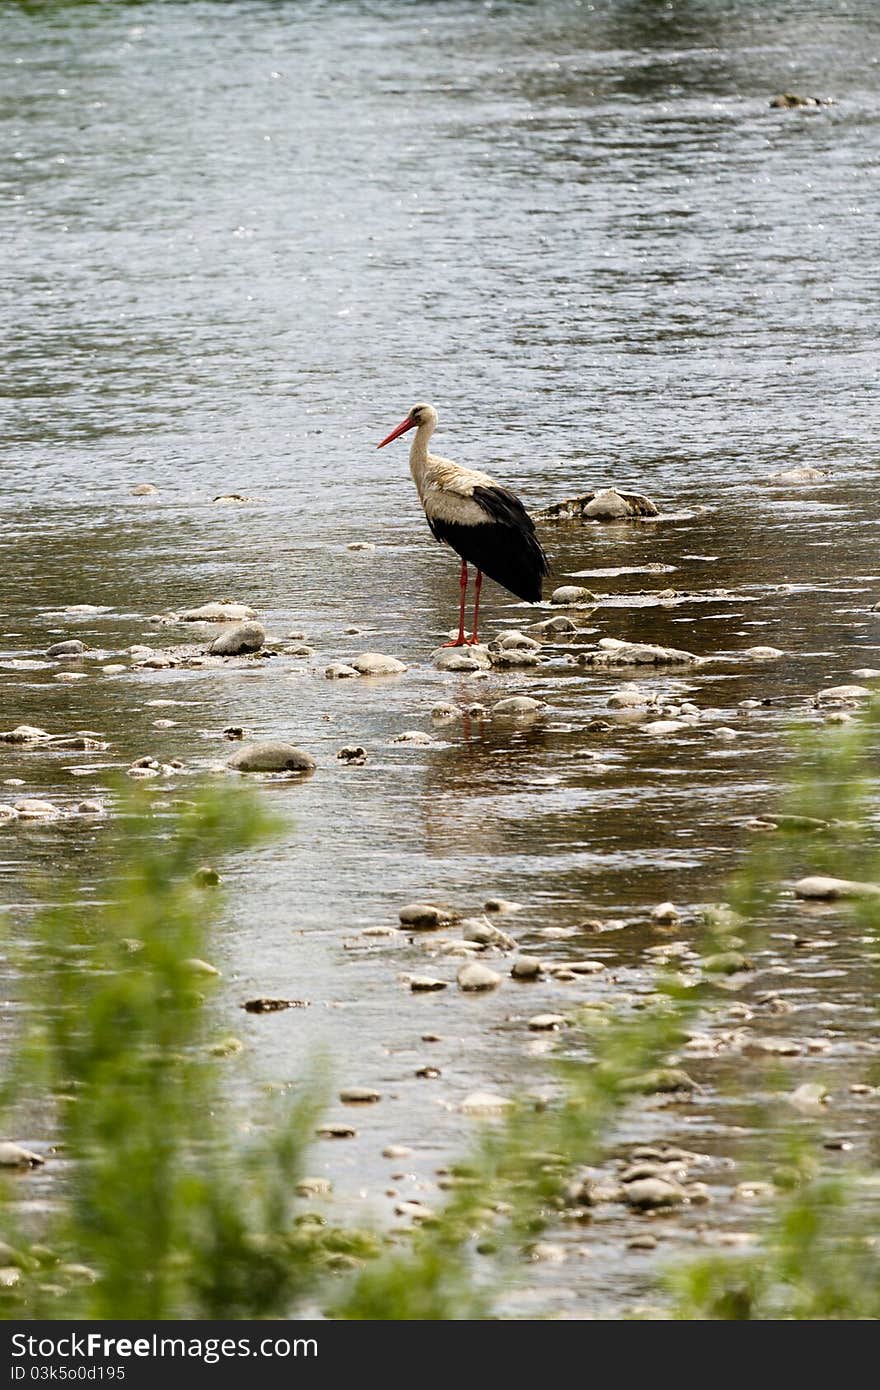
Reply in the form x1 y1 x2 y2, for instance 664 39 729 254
376 414 416 449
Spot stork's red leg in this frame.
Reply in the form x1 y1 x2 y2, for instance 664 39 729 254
467 570 483 645
442 559 469 647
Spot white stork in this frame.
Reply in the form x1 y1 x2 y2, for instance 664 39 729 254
377 402 550 646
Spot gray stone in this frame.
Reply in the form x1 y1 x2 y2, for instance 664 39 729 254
794 875 880 900
511 956 543 980
491 696 544 717
46 640 86 658
399 903 453 929
324 663 361 679
0 1142 44 1169
350 652 407 676
339 1087 381 1104
550 585 596 607
623 1178 687 1211
178 602 257 623
579 638 699 667
227 742 316 774
208 621 266 656
457 962 502 992
433 646 491 672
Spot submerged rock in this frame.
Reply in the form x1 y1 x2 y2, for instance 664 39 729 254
460 1091 513 1115
578 638 699 667
511 956 543 980
390 730 434 745
339 1087 381 1104
0 725 52 745
227 742 316 774
130 483 158 496
526 615 577 637
14 799 63 821
489 648 542 668
491 696 544 717
539 490 659 522
765 465 829 483
178 601 257 623
208 621 266 655
325 663 361 679
816 684 871 703
350 652 407 676
770 92 833 108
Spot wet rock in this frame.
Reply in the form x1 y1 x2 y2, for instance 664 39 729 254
462 917 516 949
623 1178 686 1211
651 902 679 925
770 92 833 108
511 956 543 981
491 696 544 717
703 951 753 974
852 668 880 679
178 602 257 623
539 490 659 521
765 465 829 483
350 652 407 676
526 615 577 637
337 745 367 765
339 1087 381 1104
433 646 492 672
457 962 501 992
794 875 880 900
549 585 596 607
641 719 690 735
0 806 19 822
528 1013 567 1032
325 663 361 679
183 957 220 976
316 1123 357 1139
607 686 651 709
243 997 308 1014
430 702 459 721
208 621 266 655
13 799 63 821
46 640 86 658
491 630 541 652
622 1068 697 1095
130 483 158 496
743 646 784 659
460 1091 513 1115
489 647 542 668
485 897 521 914
409 976 448 992
296 1177 333 1197
228 743 315 774
788 1082 830 1115
627 1234 658 1251
390 730 434 745
399 903 454 929
578 638 699 667
816 684 871 703
382 1145 413 1159
0 1142 44 1169
527 1242 566 1263
214 493 261 504
0 725 52 745
742 1037 801 1057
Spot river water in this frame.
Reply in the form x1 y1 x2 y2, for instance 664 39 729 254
2 0 880 1317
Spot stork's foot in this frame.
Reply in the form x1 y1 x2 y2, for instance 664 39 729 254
465 635 481 646
442 637 469 648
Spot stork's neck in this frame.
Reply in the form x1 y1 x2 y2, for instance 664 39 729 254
408 420 436 497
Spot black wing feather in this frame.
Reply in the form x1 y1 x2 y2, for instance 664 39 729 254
428 485 550 604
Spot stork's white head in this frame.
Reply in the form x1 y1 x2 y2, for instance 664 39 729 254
376 402 438 449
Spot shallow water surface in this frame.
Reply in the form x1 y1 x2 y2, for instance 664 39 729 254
2 0 880 1317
